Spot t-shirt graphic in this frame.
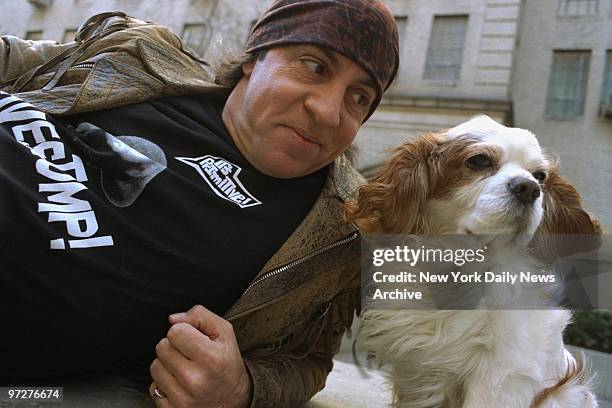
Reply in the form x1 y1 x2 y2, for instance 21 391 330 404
176 155 262 208
0 92 114 250
72 122 167 207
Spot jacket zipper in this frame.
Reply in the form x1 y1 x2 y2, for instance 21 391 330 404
242 231 360 296
68 62 95 70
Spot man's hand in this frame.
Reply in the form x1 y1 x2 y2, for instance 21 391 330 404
149 305 253 408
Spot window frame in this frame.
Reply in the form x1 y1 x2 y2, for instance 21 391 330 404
181 23 209 58
545 50 591 119
557 0 599 17
25 30 43 41
62 28 77 44
422 14 469 83
601 51 612 104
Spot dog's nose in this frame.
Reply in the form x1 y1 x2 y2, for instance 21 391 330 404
508 177 540 205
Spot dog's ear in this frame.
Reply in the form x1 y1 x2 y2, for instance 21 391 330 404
529 163 602 262
344 133 442 234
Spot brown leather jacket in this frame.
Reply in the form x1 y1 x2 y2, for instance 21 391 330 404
0 12 363 407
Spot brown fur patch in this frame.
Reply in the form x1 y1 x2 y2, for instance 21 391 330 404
529 162 602 262
530 353 590 408
344 132 443 234
430 140 501 200
344 132 500 233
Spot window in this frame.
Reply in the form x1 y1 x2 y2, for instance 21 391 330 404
558 0 598 16
423 15 468 82
601 51 612 109
181 23 209 58
25 30 43 41
62 28 77 44
389 16 408 87
394 16 408 51
545 51 590 118
246 20 258 42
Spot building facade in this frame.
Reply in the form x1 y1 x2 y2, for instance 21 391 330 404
513 0 612 231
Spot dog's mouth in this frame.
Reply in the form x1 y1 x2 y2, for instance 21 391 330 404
460 211 538 236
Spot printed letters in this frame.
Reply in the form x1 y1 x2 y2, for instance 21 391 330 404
176 155 262 209
0 92 114 249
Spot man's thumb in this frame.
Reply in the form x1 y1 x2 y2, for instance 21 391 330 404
168 305 226 339
168 312 188 324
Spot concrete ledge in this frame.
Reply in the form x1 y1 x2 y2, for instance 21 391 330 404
309 354 391 408
568 345 612 406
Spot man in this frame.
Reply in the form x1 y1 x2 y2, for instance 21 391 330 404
0 0 399 406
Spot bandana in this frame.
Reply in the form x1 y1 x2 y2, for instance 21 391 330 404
245 0 400 120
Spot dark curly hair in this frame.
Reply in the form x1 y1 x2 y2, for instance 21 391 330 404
213 49 267 89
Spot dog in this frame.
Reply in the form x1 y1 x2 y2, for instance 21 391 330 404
345 116 602 408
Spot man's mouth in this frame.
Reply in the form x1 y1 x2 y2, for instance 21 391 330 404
286 126 321 146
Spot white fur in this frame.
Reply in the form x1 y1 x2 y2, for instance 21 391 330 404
359 116 597 408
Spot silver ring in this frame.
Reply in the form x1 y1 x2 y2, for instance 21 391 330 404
153 386 167 399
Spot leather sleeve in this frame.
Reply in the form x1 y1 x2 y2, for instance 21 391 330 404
0 36 75 86
243 269 360 407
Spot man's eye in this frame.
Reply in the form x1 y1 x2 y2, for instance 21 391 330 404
303 60 325 76
351 92 370 107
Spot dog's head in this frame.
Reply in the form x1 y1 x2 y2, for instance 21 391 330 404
345 115 601 256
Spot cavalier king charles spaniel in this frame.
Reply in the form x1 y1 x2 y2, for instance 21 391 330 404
345 116 602 408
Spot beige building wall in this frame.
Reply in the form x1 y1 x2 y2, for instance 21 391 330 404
513 0 612 231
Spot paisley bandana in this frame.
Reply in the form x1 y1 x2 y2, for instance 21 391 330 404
245 0 400 120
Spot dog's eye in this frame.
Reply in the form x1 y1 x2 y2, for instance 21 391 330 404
466 154 493 169
532 171 547 182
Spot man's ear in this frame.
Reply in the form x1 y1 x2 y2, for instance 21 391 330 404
242 60 255 77
529 163 602 262
344 133 442 234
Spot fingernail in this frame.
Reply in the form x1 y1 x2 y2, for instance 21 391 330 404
169 312 186 320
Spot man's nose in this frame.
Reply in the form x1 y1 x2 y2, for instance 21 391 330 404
508 176 540 205
304 86 342 129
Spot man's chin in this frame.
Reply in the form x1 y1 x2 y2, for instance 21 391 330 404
252 153 328 179
253 160 312 179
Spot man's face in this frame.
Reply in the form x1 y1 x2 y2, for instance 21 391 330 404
222 45 377 179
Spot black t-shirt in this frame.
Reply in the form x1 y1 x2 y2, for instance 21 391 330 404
0 92 326 384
